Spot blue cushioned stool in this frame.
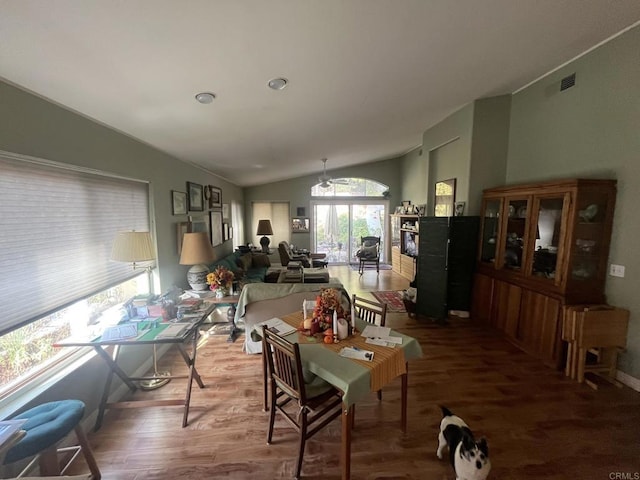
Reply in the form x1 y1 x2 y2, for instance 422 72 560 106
2 400 101 479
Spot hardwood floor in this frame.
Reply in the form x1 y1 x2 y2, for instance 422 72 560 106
70 266 640 479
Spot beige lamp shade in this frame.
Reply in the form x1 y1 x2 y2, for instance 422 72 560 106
179 232 216 290
111 231 156 264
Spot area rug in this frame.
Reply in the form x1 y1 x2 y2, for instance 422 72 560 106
349 263 392 271
371 290 406 313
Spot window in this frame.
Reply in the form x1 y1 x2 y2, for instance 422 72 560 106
251 202 290 247
0 151 150 397
311 178 388 197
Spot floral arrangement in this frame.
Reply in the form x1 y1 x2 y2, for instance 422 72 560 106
206 266 234 292
312 288 349 332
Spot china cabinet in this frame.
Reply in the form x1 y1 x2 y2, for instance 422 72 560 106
472 178 617 366
390 214 419 280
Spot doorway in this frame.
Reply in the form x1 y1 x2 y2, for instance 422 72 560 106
311 201 387 264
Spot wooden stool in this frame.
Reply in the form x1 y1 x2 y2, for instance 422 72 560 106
562 305 629 389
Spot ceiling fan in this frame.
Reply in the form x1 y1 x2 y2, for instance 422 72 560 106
318 158 349 188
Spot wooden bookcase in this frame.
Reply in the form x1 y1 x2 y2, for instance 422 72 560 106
471 178 617 367
390 214 419 280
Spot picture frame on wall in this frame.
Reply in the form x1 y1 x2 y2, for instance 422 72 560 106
228 226 233 240
176 221 191 255
223 223 230 241
210 210 223 246
189 214 210 238
187 182 204 211
296 207 306 217
207 185 222 209
291 217 310 233
434 178 456 217
222 203 230 220
172 190 187 215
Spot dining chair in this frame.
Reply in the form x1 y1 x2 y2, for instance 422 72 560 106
356 236 380 275
352 294 387 400
262 326 343 479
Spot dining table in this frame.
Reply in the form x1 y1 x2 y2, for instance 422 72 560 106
270 311 423 480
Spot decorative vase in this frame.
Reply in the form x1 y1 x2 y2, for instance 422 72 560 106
215 288 226 298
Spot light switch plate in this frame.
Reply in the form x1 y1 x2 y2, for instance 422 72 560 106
609 264 625 277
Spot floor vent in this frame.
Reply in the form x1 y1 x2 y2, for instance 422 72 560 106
560 73 576 91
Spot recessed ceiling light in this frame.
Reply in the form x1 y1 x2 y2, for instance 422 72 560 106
195 92 215 104
267 78 288 90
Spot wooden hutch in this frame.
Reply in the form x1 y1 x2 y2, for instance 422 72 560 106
390 213 418 280
471 178 617 367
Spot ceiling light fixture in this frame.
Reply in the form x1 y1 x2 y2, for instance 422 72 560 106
195 92 216 104
267 77 288 90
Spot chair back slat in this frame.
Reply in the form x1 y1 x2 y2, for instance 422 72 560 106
263 326 306 403
352 294 387 327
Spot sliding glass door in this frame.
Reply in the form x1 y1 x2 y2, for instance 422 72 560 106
312 201 386 264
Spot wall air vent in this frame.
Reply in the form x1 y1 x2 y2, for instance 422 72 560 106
560 73 576 91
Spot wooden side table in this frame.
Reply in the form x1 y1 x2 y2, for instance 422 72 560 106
204 295 241 342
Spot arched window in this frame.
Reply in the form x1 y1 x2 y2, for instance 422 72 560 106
311 178 389 197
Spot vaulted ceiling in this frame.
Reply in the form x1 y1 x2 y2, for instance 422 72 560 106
2 1 639 186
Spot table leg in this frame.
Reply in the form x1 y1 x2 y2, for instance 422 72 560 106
94 345 137 431
341 404 353 480
181 328 206 427
401 363 408 434
227 304 238 343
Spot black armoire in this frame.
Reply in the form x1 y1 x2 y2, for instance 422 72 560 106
415 216 480 321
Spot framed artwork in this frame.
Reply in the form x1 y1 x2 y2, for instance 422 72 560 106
228 226 233 240
291 217 310 233
417 204 426 216
206 185 222 209
222 203 230 220
223 223 230 241
189 214 210 238
296 207 306 217
172 190 187 215
434 178 456 217
210 210 223 246
187 182 204 211
176 221 191 255
455 201 466 216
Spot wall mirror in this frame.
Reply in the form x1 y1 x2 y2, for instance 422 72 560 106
434 178 456 217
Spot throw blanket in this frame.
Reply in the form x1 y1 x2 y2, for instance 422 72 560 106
234 280 343 322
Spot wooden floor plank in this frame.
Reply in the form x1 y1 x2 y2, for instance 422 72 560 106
66 266 640 479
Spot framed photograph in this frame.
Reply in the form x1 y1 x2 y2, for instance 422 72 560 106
296 207 306 217
222 203 230 220
210 210 223 246
172 190 187 215
417 204 426 216
223 223 230 241
189 214 210 240
228 226 233 240
434 178 456 217
176 221 191 255
187 182 204 211
455 201 466 216
291 217 310 233
394 205 404 214
207 185 222 209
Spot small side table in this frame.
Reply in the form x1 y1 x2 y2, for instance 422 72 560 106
205 295 241 342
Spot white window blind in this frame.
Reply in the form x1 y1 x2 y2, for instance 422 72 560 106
251 202 290 247
0 153 150 336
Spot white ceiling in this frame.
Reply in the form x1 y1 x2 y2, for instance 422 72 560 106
2 1 640 187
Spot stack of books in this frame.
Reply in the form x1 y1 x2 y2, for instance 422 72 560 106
284 261 303 282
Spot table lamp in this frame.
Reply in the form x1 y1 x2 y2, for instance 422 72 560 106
179 232 216 291
256 219 273 253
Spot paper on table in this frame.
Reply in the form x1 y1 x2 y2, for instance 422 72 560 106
361 325 391 338
255 317 297 336
156 323 190 338
365 337 396 348
339 347 374 361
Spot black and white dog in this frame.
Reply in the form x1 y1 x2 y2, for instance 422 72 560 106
437 406 491 480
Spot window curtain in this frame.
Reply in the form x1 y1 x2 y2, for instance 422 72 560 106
231 200 244 249
251 202 290 247
0 152 150 336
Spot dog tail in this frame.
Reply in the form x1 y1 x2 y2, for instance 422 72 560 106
440 405 454 418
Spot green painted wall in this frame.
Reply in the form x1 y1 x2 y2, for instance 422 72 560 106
507 26 640 378
0 81 242 293
400 146 427 205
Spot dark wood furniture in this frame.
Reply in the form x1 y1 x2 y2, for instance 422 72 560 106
356 236 381 275
262 326 344 479
471 178 617 367
390 213 418 280
415 216 480 321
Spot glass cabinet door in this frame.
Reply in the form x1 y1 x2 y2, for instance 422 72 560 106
570 191 611 283
479 199 501 265
529 196 566 282
390 215 401 249
500 198 529 272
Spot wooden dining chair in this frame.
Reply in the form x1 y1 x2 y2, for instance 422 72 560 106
352 294 387 400
262 326 343 479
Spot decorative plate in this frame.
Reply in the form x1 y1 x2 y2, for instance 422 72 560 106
517 206 527 218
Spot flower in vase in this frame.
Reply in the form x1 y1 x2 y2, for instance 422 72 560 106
311 288 349 332
206 266 234 293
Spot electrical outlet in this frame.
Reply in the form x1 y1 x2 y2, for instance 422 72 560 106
609 264 625 278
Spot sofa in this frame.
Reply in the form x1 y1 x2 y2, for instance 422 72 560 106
208 251 272 286
235 281 347 354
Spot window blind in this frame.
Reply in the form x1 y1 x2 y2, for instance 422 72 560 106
0 152 150 336
251 202 290 247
